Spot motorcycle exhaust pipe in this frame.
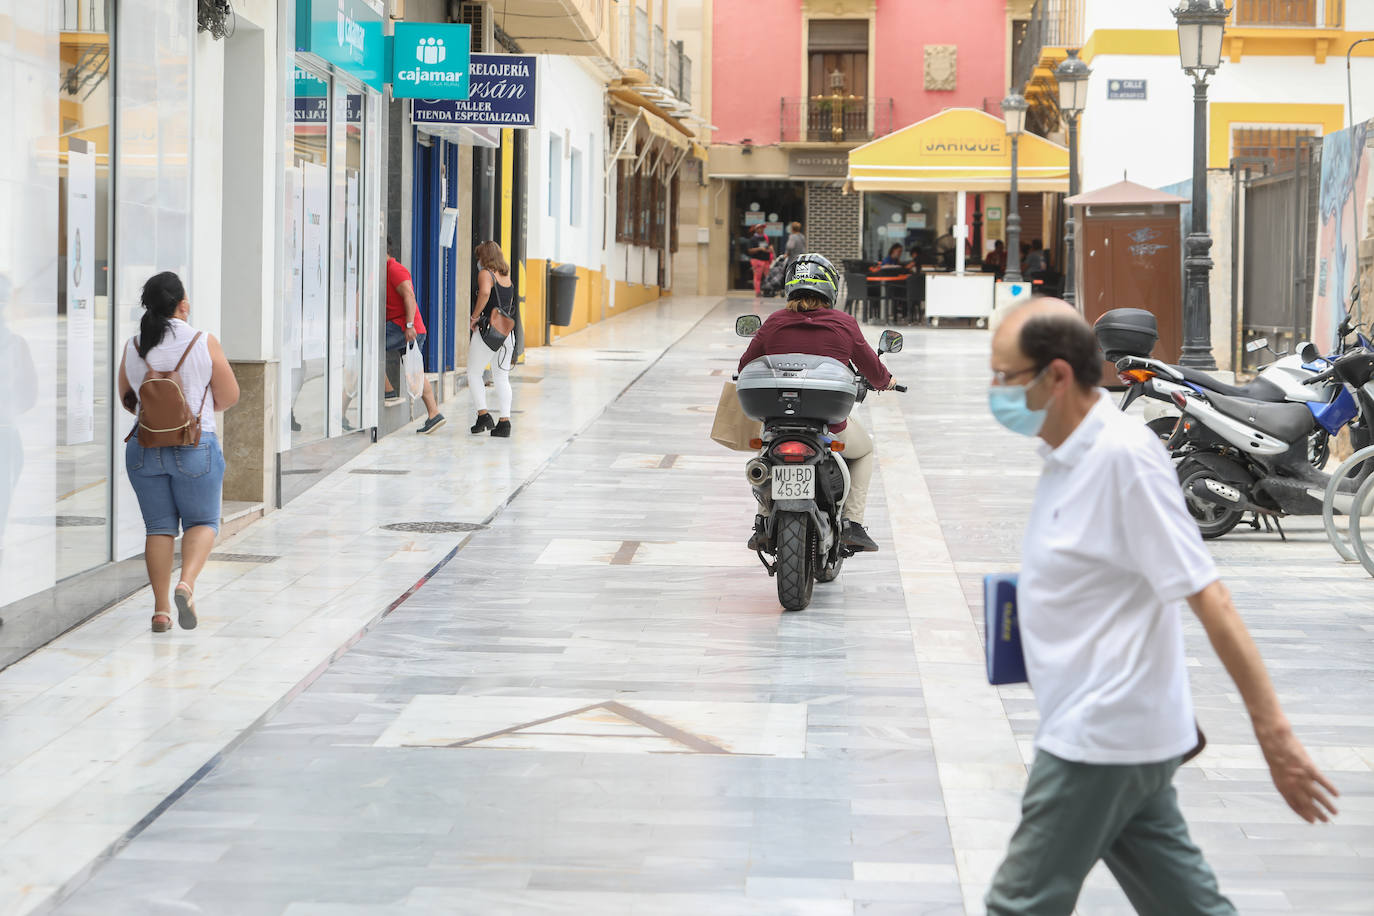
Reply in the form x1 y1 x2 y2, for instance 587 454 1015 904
1189 477 1250 512
745 459 770 486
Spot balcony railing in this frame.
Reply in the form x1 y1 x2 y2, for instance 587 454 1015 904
633 6 650 73
667 40 691 105
1234 0 1342 27
780 97 894 144
1012 0 1084 91
653 26 665 83
62 0 107 31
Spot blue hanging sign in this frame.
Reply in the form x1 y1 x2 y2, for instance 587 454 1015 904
296 0 385 91
390 22 472 99
410 54 538 129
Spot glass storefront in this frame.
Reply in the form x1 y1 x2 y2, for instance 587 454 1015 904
2 1 193 668
862 191 941 265
1 2 113 612
285 64 374 449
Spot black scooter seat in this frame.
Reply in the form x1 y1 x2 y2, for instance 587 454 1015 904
1205 392 1314 444
1175 366 1287 401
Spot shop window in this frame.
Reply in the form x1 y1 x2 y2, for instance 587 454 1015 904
1231 125 1318 173
286 65 331 448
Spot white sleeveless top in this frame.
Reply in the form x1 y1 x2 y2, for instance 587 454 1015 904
124 318 217 435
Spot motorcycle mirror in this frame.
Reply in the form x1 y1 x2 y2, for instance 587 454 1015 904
878 330 904 354
736 315 762 338
1245 337 1269 354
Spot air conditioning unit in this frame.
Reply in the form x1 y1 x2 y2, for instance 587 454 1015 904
457 1 494 53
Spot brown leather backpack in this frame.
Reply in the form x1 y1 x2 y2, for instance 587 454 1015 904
125 332 213 447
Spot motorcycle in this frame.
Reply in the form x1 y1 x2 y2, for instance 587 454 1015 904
733 315 907 611
1166 347 1374 539
1097 309 1367 468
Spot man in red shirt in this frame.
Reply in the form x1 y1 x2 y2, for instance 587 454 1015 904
385 240 445 433
738 253 898 553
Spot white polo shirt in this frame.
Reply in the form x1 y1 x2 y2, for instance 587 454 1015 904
1019 393 1218 765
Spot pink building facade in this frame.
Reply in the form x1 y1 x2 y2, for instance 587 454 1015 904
707 0 1010 289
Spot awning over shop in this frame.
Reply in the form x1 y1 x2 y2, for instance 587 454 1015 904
846 108 1069 193
609 99 692 182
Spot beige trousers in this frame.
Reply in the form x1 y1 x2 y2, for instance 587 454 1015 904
832 417 874 524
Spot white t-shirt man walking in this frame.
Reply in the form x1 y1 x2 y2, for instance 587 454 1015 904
984 298 1338 915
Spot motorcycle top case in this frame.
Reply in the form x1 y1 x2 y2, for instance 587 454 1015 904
1094 308 1159 363
736 354 857 425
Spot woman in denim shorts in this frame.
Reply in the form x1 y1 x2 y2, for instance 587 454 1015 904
118 272 240 632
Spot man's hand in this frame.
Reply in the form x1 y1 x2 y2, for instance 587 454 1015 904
405 326 418 344
885 378 899 391
1257 722 1340 823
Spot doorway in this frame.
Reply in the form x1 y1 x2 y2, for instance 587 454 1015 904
729 181 805 290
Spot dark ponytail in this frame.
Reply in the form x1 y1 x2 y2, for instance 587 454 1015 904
137 271 185 357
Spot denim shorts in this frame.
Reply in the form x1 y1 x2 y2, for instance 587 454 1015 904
385 321 426 354
125 433 226 537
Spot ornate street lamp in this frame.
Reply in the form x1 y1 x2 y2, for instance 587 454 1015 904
1001 90 1029 284
1174 0 1230 369
1054 49 1090 305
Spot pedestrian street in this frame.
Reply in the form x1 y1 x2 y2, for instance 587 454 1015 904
5 297 1372 916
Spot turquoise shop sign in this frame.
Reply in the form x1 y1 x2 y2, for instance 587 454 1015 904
296 0 385 91
389 22 471 99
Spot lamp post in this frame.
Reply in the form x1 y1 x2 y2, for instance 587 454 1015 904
1174 0 1230 370
1054 49 1091 306
1001 90 1028 284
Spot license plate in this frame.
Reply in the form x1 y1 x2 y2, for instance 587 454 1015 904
772 465 815 500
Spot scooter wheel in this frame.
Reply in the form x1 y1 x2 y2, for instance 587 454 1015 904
1178 463 1244 539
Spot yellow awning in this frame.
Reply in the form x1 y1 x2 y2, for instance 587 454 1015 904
847 108 1069 193
642 108 689 152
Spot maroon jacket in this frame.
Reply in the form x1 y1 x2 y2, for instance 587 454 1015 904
737 307 892 431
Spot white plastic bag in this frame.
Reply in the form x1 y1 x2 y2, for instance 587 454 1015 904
401 341 425 400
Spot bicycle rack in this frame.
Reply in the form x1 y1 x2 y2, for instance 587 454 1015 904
1322 444 1374 567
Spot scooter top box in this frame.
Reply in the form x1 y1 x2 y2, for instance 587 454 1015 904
1094 308 1159 362
737 354 857 425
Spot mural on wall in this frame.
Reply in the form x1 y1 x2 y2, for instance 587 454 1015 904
1313 120 1371 349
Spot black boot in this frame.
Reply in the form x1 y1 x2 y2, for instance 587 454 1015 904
841 520 880 553
470 412 495 434
490 418 512 438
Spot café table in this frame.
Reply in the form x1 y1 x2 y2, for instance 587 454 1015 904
866 272 912 324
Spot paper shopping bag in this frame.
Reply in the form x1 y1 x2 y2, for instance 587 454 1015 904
710 380 763 451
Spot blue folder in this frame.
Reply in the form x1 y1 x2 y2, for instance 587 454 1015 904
984 573 1028 685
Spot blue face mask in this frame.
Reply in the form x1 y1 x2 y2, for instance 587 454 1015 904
988 369 1049 437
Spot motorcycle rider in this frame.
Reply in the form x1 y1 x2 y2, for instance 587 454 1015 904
737 253 898 553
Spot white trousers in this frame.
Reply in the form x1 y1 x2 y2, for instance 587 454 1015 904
468 329 514 418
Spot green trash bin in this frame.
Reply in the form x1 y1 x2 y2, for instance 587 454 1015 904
548 263 579 327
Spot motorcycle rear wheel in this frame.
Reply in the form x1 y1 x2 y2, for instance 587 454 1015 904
1178 462 1244 539
775 513 815 611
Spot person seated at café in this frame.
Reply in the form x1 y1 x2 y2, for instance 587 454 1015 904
880 243 905 267
985 240 1007 279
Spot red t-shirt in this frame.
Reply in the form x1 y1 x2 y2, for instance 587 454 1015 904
386 257 426 335
737 308 892 431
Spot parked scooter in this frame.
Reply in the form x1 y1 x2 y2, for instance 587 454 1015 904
733 315 906 611
1098 309 1364 468
1165 347 1374 538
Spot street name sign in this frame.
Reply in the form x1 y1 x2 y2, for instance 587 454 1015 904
1107 79 1147 100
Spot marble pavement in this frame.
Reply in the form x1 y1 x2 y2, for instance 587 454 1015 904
3 298 1372 915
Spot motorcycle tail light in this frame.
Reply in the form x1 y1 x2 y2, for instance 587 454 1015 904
772 440 816 463
1121 369 1155 384
1171 391 1189 409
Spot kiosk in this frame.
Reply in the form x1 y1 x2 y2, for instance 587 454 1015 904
846 109 1069 325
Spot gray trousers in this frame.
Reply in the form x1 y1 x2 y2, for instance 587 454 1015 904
986 750 1236 916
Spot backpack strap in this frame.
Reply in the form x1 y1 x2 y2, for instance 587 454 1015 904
173 332 203 371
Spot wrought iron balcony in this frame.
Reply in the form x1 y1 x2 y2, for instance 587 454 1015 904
780 97 894 144
1012 0 1084 92
62 0 108 31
